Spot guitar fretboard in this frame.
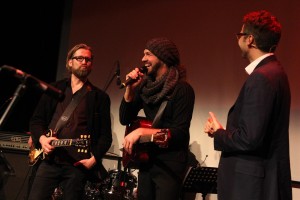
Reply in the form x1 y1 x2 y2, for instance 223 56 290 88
49 138 89 148
51 139 73 147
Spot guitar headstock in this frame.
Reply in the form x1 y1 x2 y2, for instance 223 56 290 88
74 135 90 154
74 134 90 147
153 129 170 148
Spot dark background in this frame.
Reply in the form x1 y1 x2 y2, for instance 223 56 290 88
0 1 68 132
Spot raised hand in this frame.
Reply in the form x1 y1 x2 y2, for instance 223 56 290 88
204 112 224 137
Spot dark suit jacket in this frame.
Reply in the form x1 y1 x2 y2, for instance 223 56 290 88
214 55 292 200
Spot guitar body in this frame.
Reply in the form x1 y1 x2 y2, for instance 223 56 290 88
28 129 90 166
122 117 153 169
28 146 43 166
28 129 55 166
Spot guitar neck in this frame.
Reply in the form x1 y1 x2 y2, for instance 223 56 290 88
50 139 75 147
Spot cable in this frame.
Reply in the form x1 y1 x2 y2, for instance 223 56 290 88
14 166 32 200
199 155 208 167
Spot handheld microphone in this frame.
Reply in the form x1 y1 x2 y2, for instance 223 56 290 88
1 65 65 100
119 66 148 89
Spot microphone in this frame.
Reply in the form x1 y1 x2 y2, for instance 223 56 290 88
1 65 64 100
119 66 148 89
116 61 121 86
0 65 27 79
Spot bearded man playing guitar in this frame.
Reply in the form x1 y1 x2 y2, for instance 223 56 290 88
119 37 195 200
28 44 112 200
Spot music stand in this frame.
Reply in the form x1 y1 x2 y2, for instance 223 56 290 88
182 166 217 200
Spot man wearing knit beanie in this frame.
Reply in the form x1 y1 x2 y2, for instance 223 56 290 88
119 37 195 200
145 37 180 67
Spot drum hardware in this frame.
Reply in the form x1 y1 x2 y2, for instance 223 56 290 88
83 181 103 200
103 152 122 171
103 169 137 200
51 186 63 200
50 169 137 200
50 181 105 200
39 151 127 200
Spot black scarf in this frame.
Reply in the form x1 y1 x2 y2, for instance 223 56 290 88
140 67 179 105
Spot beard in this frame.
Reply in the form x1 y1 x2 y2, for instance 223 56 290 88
69 66 91 79
147 61 162 79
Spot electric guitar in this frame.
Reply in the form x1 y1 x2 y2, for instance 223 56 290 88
122 117 170 169
28 129 90 166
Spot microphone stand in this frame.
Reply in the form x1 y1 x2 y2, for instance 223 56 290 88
103 61 120 92
103 70 119 92
0 78 28 130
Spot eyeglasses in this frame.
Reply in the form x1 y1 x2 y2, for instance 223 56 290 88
236 32 249 40
72 56 93 63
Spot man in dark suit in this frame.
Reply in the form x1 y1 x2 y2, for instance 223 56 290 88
204 10 292 200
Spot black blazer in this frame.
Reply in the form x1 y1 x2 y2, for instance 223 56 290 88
214 56 292 200
30 78 112 170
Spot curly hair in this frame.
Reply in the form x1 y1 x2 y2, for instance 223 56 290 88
243 10 281 53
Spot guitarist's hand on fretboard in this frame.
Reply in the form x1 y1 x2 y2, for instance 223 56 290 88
39 135 57 155
28 132 90 166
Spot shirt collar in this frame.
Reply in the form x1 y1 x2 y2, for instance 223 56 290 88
245 53 274 75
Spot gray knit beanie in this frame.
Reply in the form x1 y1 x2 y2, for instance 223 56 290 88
145 37 180 67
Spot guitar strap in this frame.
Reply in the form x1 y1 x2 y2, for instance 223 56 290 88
138 101 168 143
151 100 184 185
53 85 89 134
152 100 168 128
29 85 90 166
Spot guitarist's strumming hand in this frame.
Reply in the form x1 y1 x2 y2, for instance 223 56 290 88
39 135 57 155
122 118 171 169
123 127 159 155
123 128 143 155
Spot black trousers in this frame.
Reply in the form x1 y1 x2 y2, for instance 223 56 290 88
28 161 87 200
138 159 186 200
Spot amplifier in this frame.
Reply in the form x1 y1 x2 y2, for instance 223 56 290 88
0 131 30 153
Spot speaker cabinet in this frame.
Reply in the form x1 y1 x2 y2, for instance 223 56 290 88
0 150 31 200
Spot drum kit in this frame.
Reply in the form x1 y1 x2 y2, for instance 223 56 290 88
101 169 137 200
51 152 138 200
